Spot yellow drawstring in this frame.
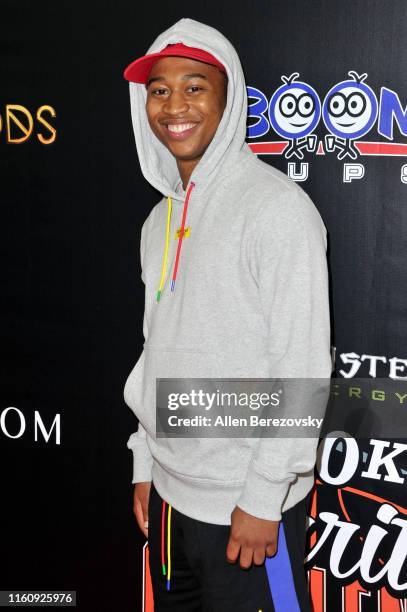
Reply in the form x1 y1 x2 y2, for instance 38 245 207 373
166 504 172 590
156 197 172 302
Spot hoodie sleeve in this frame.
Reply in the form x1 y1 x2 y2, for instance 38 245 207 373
126 219 154 484
236 189 332 521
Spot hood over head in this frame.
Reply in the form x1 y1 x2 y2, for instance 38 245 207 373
128 17 249 200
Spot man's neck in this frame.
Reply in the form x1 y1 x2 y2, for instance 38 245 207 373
177 157 201 190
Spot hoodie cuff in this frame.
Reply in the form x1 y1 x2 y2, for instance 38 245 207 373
236 465 292 521
127 437 153 484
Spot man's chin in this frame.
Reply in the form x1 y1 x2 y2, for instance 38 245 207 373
166 144 204 162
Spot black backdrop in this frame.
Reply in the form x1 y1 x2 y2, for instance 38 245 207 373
2 1 407 610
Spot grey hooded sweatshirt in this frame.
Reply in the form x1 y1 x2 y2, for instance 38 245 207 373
123 17 331 524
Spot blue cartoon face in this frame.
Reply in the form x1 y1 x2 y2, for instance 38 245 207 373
269 76 321 139
323 73 378 139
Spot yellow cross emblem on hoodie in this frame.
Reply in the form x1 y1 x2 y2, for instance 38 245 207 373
175 226 190 239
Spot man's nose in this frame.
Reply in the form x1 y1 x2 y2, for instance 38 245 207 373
163 91 189 115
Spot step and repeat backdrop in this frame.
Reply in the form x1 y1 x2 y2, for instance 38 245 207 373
1 1 406 610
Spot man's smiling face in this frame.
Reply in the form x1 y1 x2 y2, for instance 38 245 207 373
145 56 227 163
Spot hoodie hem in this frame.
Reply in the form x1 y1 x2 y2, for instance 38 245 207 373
151 459 315 526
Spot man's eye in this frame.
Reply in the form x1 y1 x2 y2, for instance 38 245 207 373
152 88 168 95
187 86 203 93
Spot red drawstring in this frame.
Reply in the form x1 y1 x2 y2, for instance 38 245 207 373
171 181 195 291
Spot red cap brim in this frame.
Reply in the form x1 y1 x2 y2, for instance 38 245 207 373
123 43 226 84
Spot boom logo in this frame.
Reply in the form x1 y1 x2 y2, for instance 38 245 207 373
248 71 407 183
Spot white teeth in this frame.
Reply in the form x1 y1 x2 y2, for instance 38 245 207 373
167 123 196 133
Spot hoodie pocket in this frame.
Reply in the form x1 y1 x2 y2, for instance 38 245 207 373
143 344 259 486
125 345 259 485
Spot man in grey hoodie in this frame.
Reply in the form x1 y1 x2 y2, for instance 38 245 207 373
123 17 331 611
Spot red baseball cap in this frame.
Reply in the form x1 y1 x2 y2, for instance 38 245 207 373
123 42 226 84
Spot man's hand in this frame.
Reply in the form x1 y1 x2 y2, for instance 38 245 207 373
132 481 151 538
226 505 279 568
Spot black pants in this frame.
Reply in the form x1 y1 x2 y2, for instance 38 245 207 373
148 482 311 611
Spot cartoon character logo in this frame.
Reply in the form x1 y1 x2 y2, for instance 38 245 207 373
269 73 321 159
323 71 378 160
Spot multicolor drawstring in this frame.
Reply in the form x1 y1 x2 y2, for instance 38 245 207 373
161 499 173 590
156 181 195 302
